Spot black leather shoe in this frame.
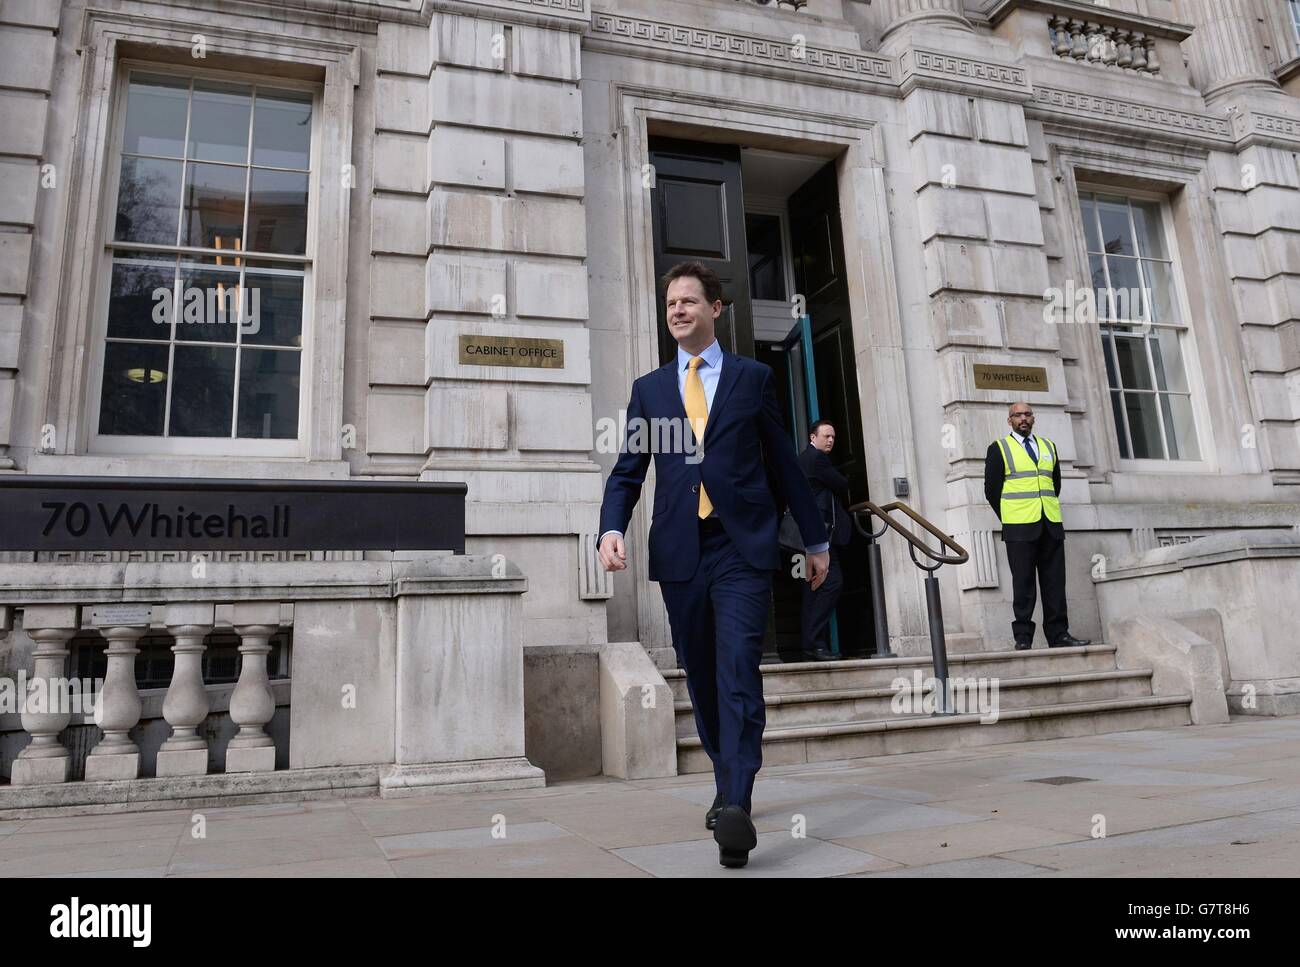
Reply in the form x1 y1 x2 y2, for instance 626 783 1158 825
1014 641 1032 651
801 648 834 662
1050 633 1092 648
714 805 757 868
705 792 726 831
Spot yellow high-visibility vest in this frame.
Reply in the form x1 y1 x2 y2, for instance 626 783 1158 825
997 434 1061 525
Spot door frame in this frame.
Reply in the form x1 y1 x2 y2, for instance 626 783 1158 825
612 87 928 655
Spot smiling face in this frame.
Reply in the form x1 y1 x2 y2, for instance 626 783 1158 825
665 275 721 354
1008 403 1035 436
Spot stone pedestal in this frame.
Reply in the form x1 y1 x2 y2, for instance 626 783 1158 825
380 556 545 798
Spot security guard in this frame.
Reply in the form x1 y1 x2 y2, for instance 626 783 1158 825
984 401 1091 650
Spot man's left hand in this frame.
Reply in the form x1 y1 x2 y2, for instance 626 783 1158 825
807 550 830 591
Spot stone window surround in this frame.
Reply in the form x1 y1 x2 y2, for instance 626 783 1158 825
1049 136 1222 481
32 10 360 478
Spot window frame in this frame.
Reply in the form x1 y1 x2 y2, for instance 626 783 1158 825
1075 181 1214 475
86 59 321 458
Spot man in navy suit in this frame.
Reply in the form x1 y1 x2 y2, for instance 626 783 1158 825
597 261 830 868
798 420 853 661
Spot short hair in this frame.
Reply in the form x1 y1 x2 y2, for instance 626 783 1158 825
1007 401 1033 415
661 261 723 305
809 419 835 438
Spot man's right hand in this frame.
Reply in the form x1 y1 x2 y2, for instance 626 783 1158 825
598 533 627 572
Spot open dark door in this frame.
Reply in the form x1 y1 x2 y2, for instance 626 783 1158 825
788 160 873 657
648 137 754 365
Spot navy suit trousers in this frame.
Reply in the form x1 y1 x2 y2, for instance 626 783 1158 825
659 520 772 814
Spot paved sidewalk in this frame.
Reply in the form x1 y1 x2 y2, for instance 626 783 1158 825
4 716 1300 877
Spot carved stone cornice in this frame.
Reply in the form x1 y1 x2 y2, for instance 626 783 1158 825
899 45 1032 99
428 0 590 23
1029 85 1233 145
587 11 896 86
1231 108 1300 149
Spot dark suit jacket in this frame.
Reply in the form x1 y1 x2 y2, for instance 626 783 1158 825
598 351 828 582
984 437 1064 542
798 444 851 547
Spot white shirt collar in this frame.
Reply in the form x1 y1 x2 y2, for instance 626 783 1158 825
678 338 722 373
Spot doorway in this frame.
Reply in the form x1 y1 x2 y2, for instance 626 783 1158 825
648 137 874 661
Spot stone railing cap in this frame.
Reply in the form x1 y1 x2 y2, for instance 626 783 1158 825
1100 530 1300 579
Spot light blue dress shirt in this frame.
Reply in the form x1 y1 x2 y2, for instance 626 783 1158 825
600 339 829 555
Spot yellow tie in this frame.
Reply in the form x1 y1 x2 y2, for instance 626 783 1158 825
685 356 713 518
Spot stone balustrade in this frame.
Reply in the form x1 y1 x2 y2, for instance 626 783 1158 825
743 0 809 12
1048 16 1161 75
0 557 546 813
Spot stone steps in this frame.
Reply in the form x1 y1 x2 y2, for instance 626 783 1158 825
676 695 1193 773
672 668 1156 736
667 642 1194 773
662 644 1119 701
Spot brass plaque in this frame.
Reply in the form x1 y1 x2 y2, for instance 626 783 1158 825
459 334 564 369
973 363 1049 392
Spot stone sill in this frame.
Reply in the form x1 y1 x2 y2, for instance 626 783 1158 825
983 0 1193 41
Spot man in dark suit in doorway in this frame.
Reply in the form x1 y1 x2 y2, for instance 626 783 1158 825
984 401 1091 650
798 420 852 662
597 261 829 868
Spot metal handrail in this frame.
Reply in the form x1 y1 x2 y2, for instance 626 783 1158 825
844 499 968 714
848 500 969 566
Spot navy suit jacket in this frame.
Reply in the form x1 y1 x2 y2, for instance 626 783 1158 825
598 350 828 583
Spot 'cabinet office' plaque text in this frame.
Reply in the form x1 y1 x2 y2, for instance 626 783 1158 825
459 335 564 368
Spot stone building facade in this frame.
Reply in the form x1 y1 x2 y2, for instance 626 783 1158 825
1 0 1299 791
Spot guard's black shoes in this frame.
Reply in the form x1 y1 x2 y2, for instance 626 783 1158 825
705 792 726 830
1049 633 1092 648
1014 641 1032 651
801 648 834 662
714 805 757 869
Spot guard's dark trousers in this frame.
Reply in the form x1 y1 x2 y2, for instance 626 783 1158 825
1006 534 1068 644
800 546 842 652
659 519 771 814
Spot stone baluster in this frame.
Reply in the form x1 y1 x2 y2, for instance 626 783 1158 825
1130 31 1149 71
1085 22 1106 64
1143 37 1160 75
225 602 281 773
156 603 215 777
1116 30 1134 69
1101 26 1119 67
1069 20 1088 59
85 620 148 781
10 606 79 785
1049 16 1072 57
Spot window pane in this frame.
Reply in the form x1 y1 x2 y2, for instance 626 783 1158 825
189 82 252 164
1151 329 1190 393
1124 392 1164 459
1096 196 1137 257
182 161 246 249
175 259 242 344
122 74 189 158
237 348 300 438
242 268 303 347
1100 331 1119 389
99 342 169 435
1162 393 1200 460
169 346 236 436
1130 200 1168 259
1081 195 1102 253
107 256 176 341
746 213 786 301
1103 256 1142 320
1141 260 1178 324
1114 333 1153 389
115 156 183 245
247 169 308 255
252 89 312 169
1110 390 1130 459
1087 253 1108 319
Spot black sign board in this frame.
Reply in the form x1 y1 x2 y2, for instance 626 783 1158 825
0 476 466 553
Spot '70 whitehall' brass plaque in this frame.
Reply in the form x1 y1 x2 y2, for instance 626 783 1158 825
973 363 1049 392
459 334 564 368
